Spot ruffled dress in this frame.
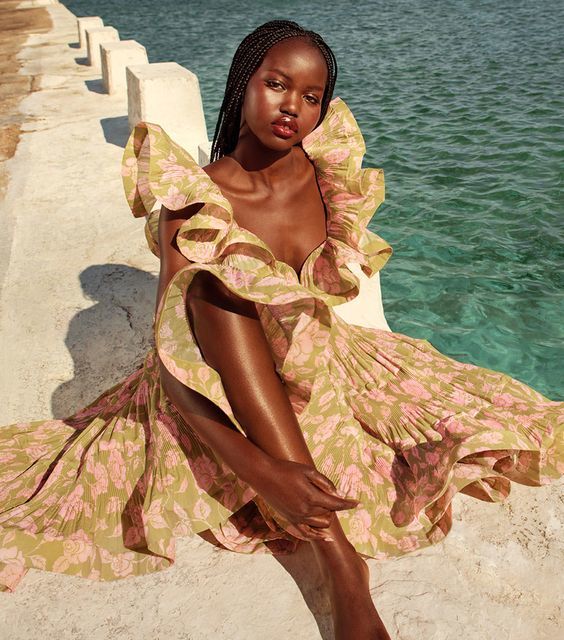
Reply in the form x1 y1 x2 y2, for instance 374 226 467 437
0 98 562 592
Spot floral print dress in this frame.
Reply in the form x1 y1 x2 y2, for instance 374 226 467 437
0 98 562 592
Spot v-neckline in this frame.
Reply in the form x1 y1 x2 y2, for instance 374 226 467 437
195 153 329 284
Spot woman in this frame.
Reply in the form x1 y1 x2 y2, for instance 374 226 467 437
1 20 561 640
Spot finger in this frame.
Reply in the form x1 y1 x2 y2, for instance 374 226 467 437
307 471 360 507
303 513 333 528
285 520 325 542
306 469 339 496
295 502 333 517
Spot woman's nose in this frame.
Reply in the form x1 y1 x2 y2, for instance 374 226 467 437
280 93 299 117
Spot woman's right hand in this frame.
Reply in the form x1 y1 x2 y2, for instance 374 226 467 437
249 455 360 542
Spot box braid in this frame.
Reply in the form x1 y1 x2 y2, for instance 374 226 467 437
210 20 337 162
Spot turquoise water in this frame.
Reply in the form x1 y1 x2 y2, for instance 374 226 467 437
63 0 563 399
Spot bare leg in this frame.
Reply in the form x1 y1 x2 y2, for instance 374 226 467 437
310 519 391 640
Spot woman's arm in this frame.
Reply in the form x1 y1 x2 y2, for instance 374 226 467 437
156 203 272 490
157 205 357 540
187 271 317 467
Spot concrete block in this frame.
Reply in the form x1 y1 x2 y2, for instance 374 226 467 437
77 16 103 49
101 40 148 95
127 62 208 162
86 26 119 69
334 267 391 331
198 140 212 167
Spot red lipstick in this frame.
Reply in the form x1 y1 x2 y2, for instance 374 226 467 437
271 116 298 139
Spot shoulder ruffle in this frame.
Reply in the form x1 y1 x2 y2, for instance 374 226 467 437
300 97 392 302
121 121 231 218
121 121 228 259
121 121 300 290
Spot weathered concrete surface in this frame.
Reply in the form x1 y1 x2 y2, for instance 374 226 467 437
0 2 562 639
101 40 148 95
126 61 208 161
77 15 102 49
0 0 52 292
86 25 119 69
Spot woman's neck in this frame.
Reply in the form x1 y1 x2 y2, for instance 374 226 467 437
229 132 298 179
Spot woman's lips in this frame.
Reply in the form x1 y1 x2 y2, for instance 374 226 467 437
271 123 295 139
271 117 298 139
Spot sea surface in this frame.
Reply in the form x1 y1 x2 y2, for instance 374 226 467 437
63 0 563 399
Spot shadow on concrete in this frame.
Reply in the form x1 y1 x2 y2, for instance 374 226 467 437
51 264 157 419
274 543 333 639
85 78 105 94
68 42 81 49
74 56 89 66
101 115 130 148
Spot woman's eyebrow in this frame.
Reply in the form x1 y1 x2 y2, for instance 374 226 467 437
266 67 324 91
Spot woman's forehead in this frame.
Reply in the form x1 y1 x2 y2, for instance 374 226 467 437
259 38 328 82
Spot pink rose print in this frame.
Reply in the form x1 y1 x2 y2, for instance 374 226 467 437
108 448 126 489
145 499 168 529
157 154 193 182
59 485 85 522
0 451 16 464
323 147 351 164
339 464 364 495
223 265 255 289
63 531 93 564
110 552 135 578
400 379 432 401
451 387 475 406
106 496 122 514
492 393 516 408
0 98 560 594
191 455 218 492
162 185 188 210
312 415 341 444
165 449 181 468
193 498 212 521
0 546 24 565
219 482 239 511
123 522 142 547
425 451 441 466
347 508 372 544
397 535 420 553
91 462 108 499
480 431 504 445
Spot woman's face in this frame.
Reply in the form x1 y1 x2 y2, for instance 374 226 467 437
239 37 328 152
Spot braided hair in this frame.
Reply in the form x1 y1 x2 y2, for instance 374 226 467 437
210 20 337 162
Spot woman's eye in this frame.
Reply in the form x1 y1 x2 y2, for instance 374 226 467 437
305 95 320 104
266 80 284 90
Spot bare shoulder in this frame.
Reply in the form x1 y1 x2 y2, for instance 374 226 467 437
202 155 244 194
